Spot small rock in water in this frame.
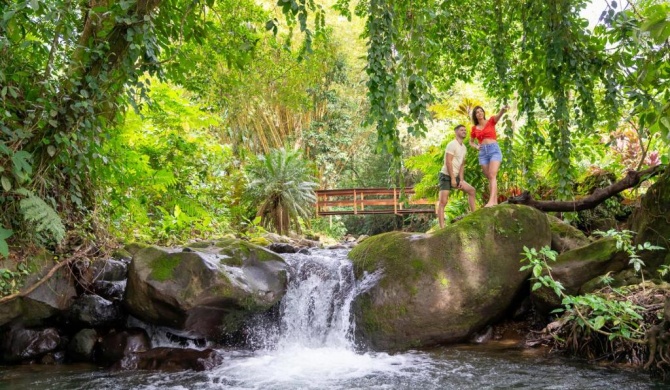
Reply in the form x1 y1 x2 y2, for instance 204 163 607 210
469 326 493 344
113 347 223 371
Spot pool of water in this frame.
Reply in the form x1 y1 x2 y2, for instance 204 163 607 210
0 343 661 390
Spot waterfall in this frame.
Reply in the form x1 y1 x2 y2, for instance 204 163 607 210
257 248 382 351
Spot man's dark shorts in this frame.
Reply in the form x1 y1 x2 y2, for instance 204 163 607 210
439 172 460 191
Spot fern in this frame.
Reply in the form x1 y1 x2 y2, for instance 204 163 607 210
16 189 66 244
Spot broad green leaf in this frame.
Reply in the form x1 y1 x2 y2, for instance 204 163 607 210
1 176 11 191
0 228 12 258
593 316 605 330
0 227 12 240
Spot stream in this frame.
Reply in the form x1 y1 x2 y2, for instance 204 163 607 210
0 249 663 389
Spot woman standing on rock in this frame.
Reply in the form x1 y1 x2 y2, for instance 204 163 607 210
469 105 509 207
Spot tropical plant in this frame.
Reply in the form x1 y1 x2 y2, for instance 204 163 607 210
592 229 665 283
245 148 318 235
0 264 30 297
520 245 646 343
96 81 242 244
309 215 348 241
0 0 249 256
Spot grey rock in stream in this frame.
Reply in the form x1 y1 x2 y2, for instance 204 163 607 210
123 238 288 339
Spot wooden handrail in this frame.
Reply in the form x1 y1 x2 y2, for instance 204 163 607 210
315 187 435 216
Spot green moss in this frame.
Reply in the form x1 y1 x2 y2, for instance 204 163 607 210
112 248 132 261
410 259 425 273
349 231 415 276
217 239 281 264
209 283 234 298
220 256 244 267
241 294 264 310
125 242 150 256
360 296 382 333
557 237 619 264
249 237 271 246
439 276 450 287
359 297 402 335
349 204 555 349
187 241 214 249
149 255 181 281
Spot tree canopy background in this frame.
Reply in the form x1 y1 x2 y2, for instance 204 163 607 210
0 0 668 257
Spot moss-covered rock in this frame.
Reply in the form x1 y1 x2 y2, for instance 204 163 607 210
629 166 670 269
249 237 271 247
531 237 625 314
0 249 76 327
348 204 551 350
547 215 590 254
124 240 288 340
124 242 150 256
112 248 132 262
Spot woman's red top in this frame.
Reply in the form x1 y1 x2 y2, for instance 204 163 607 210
470 116 497 143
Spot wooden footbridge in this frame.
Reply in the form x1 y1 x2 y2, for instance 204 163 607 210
315 188 435 216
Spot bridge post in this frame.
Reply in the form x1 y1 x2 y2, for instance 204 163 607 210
393 188 398 215
353 189 357 215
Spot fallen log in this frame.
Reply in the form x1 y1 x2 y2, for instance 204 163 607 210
508 165 666 212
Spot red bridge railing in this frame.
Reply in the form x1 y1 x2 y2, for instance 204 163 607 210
315 188 435 216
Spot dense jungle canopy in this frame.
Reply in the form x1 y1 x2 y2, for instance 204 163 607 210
0 0 669 257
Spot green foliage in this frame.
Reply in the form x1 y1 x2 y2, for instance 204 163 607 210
598 2 670 146
0 263 29 296
16 189 65 245
343 213 433 236
309 216 348 240
658 264 670 279
237 216 268 241
560 291 645 341
245 148 318 235
0 228 12 258
284 0 670 202
520 246 563 296
97 81 241 244
520 245 646 343
593 229 664 275
0 0 223 254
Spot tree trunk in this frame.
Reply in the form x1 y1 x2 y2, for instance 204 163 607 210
508 165 665 212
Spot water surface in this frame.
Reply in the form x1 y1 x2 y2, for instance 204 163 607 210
0 249 662 389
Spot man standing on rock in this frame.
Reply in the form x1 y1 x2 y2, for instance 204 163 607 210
437 124 477 228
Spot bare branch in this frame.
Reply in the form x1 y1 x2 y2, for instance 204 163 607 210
508 165 666 212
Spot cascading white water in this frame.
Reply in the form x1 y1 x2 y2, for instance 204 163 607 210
275 248 381 350
203 248 429 389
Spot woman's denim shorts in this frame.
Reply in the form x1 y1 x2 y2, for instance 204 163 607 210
478 142 503 165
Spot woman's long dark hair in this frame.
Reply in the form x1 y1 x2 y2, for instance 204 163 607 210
471 106 485 126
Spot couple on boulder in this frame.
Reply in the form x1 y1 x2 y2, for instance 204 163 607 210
437 105 509 229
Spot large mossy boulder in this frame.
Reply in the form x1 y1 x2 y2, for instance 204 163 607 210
123 238 288 339
348 204 551 350
630 166 670 269
530 237 625 314
547 215 590 254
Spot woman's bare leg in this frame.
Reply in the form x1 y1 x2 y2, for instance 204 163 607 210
485 160 501 207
